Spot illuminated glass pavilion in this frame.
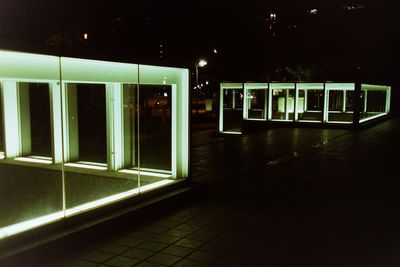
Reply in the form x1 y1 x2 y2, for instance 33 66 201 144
0 50 189 243
220 82 391 134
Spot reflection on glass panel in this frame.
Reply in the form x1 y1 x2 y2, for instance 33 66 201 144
272 89 285 120
298 90 323 122
288 90 295 120
122 84 138 169
345 91 355 111
139 85 171 172
272 89 294 121
19 83 52 158
223 89 243 132
247 89 266 119
0 86 4 156
360 90 387 121
328 90 353 122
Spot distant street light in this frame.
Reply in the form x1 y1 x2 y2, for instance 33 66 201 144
195 59 207 114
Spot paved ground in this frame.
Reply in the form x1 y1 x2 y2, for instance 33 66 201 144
36 119 400 266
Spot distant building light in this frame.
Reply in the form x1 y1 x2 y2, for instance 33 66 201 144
213 48 218 54
83 33 88 40
308 8 318 15
164 92 168 97
206 81 209 85
344 4 364 10
270 12 277 20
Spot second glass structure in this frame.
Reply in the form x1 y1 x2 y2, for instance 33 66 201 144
220 82 391 134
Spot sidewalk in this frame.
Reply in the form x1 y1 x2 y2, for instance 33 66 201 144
24 119 400 266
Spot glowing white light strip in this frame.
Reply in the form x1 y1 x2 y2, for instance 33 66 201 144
65 179 173 217
76 161 107 167
14 157 52 164
64 162 107 170
0 211 64 239
325 121 352 124
139 179 173 192
298 120 322 123
140 167 171 174
221 131 242 135
119 169 172 178
246 118 268 121
30 155 52 160
359 113 387 123
0 152 5 160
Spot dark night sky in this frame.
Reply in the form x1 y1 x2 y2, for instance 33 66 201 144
0 0 397 83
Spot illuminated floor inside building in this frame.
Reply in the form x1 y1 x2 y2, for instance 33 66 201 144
0 163 164 228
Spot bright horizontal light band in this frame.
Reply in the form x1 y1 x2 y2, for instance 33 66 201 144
64 162 107 170
325 121 352 124
222 131 242 135
0 212 64 239
65 179 173 217
119 169 172 178
14 157 52 164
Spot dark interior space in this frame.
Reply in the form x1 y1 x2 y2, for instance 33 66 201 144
139 85 171 171
77 84 107 163
28 83 52 157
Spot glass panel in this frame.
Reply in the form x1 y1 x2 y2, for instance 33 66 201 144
139 85 172 172
223 89 243 132
247 89 266 119
0 81 62 234
360 90 387 121
327 90 353 122
298 89 323 122
60 58 140 213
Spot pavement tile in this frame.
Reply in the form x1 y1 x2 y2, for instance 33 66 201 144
129 231 157 241
146 253 181 266
174 238 204 249
188 250 220 263
122 248 155 260
153 220 182 229
112 237 143 248
60 259 98 267
136 241 169 252
150 234 181 244
96 243 131 254
143 225 170 234
162 245 194 257
173 258 209 267
104 256 141 267
80 250 115 263
164 229 192 238
173 223 201 232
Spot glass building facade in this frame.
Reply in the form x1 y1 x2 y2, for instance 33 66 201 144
0 50 189 241
220 82 391 134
